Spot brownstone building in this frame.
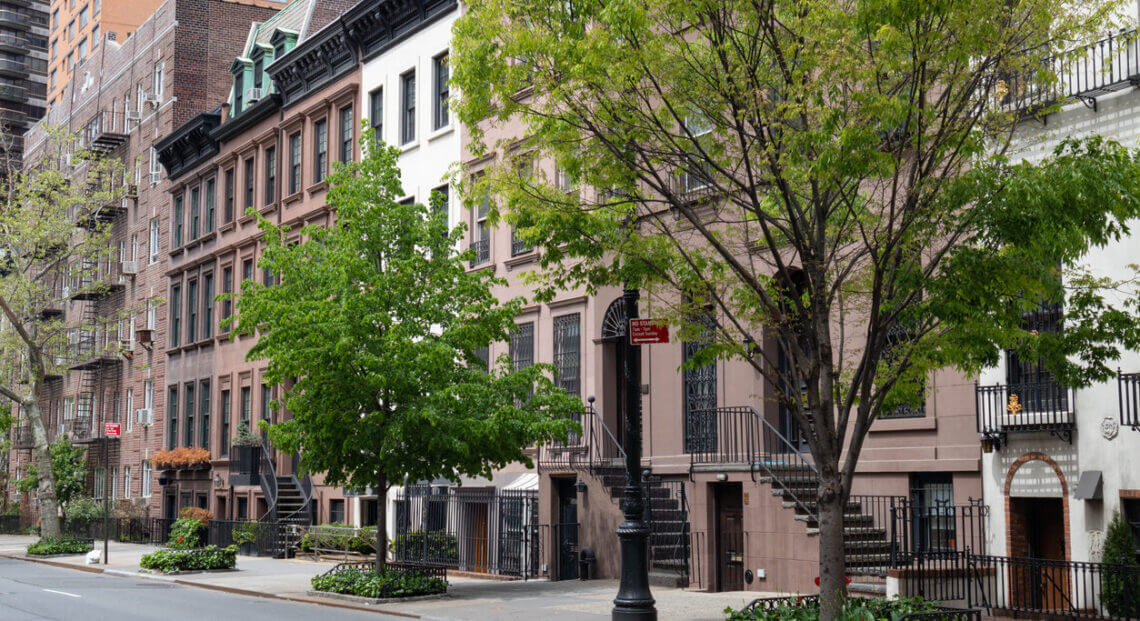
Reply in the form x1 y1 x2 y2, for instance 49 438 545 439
13 0 286 518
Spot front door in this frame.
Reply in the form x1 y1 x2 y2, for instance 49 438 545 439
556 478 579 580
715 483 744 592
1009 498 1068 610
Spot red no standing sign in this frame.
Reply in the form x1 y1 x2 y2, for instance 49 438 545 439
629 318 669 345
105 423 121 438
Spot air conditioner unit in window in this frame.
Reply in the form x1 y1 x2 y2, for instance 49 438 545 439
121 260 138 275
144 94 161 107
135 327 155 345
135 408 153 425
149 171 161 184
244 87 263 104
126 110 140 122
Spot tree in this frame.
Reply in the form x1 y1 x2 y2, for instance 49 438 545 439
1102 509 1140 617
15 436 88 515
0 127 130 537
452 1 1140 614
226 129 581 570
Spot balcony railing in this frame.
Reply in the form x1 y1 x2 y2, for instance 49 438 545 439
1119 371 1140 431
1001 27 1140 115
468 238 490 268
82 111 129 154
69 261 126 300
976 381 1074 447
12 425 33 449
510 231 532 257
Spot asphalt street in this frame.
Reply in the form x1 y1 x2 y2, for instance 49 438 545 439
0 557 384 621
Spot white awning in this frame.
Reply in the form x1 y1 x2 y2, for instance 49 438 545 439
502 472 539 491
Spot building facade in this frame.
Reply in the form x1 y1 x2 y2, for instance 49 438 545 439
0 0 49 168
11 0 287 519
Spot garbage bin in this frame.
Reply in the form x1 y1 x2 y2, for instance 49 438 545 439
579 546 596 580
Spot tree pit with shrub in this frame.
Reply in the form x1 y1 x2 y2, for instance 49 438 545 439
726 596 943 620
391 530 459 565
27 536 93 556
310 567 447 599
140 545 238 574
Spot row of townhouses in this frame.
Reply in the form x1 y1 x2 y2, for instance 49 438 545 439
5 0 1139 607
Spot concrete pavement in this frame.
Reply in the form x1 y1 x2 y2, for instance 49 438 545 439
0 536 785 619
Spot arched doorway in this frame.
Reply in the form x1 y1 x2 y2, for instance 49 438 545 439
1005 453 1070 610
600 299 628 448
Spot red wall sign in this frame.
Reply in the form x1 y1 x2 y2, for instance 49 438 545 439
104 423 121 438
629 318 669 345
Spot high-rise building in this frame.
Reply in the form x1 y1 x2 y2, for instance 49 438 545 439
45 0 166 109
0 0 49 169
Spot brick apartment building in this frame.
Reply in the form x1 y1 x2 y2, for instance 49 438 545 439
0 0 49 168
11 0 287 519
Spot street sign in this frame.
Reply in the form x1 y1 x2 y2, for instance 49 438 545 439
104 423 121 437
629 318 669 345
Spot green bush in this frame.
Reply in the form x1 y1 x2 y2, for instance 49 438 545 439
140 545 237 573
310 567 447 599
391 530 459 564
64 497 105 522
726 596 940 620
27 536 93 556
1102 510 1140 618
299 523 377 554
231 520 267 546
167 517 205 549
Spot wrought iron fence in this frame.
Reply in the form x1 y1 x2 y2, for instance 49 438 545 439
392 486 539 578
320 560 448 582
644 477 690 582
891 499 987 565
971 553 1140 620
468 239 490 267
1119 370 1140 431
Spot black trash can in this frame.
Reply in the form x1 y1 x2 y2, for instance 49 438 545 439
579 546 596 580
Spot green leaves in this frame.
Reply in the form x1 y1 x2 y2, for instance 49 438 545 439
229 127 581 497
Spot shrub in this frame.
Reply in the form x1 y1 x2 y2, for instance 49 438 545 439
232 520 267 546
64 496 105 522
726 596 940 620
310 567 447 599
140 545 237 573
178 506 213 526
27 536 93 556
391 530 459 564
167 517 206 549
1103 510 1140 618
300 523 377 554
232 423 262 447
151 447 211 470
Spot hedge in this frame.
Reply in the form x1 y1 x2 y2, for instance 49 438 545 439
27 536 93 556
310 567 447 599
140 545 238 573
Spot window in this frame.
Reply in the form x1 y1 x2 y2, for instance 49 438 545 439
186 279 198 343
679 115 713 193
243 157 254 210
92 25 99 46
94 468 105 500
202 273 213 339
204 178 216 232
167 386 179 449
240 386 251 425
263 262 274 287
433 184 449 229
553 313 581 396
264 146 276 204
149 218 160 263
142 461 151 497
220 389 230 457
124 93 132 129
234 71 243 114
123 466 131 499
221 266 233 327
879 322 926 419
242 258 253 283
472 180 490 265
910 473 955 553
184 383 195 447
288 132 301 194
510 322 534 370
433 52 449 130
314 118 328 183
153 61 164 100
79 7 89 27
145 379 154 414
78 38 87 59
224 168 234 222
147 300 157 330
329 499 345 524
68 20 75 41
170 284 181 347
253 57 263 90
111 467 119 499
189 186 200 239
149 146 161 181
369 88 382 143
1006 303 1066 413
125 388 134 432
173 196 183 247
199 380 210 450
401 70 416 144
339 105 353 162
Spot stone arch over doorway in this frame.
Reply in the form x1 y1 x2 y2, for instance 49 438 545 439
1004 451 1070 561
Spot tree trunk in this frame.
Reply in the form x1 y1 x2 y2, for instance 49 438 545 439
817 465 848 621
374 472 387 572
26 398 60 537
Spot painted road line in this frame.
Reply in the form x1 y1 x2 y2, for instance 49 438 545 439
42 589 80 598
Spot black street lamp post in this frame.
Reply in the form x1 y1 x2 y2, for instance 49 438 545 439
612 285 657 620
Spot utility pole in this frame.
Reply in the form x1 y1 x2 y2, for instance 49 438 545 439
612 285 656 620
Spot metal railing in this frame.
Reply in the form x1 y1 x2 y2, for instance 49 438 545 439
510 231 531 257
259 439 279 519
891 499 988 566
737 595 981 619
12 424 33 449
1000 27 1140 115
687 406 819 519
468 238 490 267
537 399 625 475
392 486 539 578
1119 370 1140 430
976 380 1074 438
971 553 1140 620
643 476 690 581
320 560 448 583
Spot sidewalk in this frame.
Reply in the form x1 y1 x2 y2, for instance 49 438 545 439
0 536 780 619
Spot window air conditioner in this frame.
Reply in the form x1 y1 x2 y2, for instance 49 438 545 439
120 260 138 275
135 408 153 425
244 87 263 104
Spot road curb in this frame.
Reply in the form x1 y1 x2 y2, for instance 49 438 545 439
1 552 420 618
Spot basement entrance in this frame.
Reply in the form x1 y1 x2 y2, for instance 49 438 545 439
715 483 744 592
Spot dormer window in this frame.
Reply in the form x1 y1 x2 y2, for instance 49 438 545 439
253 58 263 90
234 71 244 115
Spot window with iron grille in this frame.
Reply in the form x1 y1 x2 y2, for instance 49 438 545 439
1006 302 1066 412
553 314 581 396
511 322 534 370
433 52 449 130
401 70 415 144
314 118 328 183
878 321 926 419
683 311 717 453
471 180 491 266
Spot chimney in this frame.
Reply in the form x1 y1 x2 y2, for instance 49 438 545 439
220 102 231 123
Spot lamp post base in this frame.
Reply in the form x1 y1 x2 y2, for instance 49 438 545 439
612 503 656 620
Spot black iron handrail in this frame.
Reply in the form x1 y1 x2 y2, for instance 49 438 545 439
537 399 626 474
1119 370 1140 431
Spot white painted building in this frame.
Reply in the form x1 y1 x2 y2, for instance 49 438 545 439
977 19 1140 577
